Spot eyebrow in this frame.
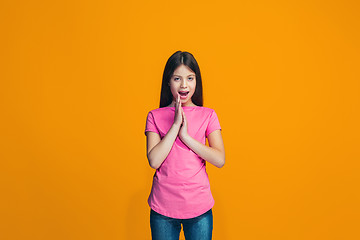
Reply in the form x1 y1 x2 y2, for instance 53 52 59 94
173 74 195 77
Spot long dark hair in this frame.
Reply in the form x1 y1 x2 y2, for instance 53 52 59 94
159 51 203 108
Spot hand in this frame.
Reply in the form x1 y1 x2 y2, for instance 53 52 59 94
173 93 183 126
179 107 189 141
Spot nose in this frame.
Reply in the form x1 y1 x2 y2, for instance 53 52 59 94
181 79 187 88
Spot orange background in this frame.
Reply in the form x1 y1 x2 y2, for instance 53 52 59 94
1 0 359 239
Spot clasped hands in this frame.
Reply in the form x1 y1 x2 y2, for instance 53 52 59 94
174 93 190 142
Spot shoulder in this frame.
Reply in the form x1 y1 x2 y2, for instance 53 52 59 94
146 107 172 118
198 106 217 116
201 107 221 123
190 107 218 122
201 106 215 112
148 107 172 113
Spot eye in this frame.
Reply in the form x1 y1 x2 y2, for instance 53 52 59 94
174 77 180 81
188 77 194 80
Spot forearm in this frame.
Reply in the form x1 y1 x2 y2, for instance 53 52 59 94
148 123 181 169
181 135 225 168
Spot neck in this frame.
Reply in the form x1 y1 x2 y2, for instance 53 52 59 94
167 101 196 107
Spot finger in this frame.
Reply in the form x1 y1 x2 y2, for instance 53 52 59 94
175 100 177 113
178 97 181 114
176 93 179 109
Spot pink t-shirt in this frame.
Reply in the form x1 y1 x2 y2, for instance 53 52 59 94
144 106 222 219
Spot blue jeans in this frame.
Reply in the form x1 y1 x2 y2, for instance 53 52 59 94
150 208 213 240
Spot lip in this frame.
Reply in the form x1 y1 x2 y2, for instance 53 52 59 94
178 91 189 99
180 94 188 99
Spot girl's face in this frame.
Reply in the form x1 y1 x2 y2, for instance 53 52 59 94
169 64 196 106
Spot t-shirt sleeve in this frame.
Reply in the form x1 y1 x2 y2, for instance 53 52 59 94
205 109 222 138
145 111 160 136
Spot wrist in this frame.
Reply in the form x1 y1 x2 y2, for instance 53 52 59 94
180 132 191 142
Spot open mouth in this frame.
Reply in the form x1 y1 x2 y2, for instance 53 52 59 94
179 91 189 98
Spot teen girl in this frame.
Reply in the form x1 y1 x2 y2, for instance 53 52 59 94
145 51 225 240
